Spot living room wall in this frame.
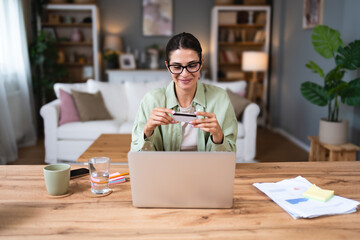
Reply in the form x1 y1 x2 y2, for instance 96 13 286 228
270 0 360 151
96 0 214 72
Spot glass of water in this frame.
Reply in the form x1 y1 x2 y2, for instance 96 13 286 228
88 157 110 194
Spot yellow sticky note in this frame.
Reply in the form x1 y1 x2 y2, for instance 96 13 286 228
302 184 334 202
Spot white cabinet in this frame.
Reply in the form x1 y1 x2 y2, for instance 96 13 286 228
106 70 170 83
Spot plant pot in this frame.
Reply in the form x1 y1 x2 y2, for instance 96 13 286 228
106 61 119 69
319 119 348 145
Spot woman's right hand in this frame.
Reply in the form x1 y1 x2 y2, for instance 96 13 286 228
144 108 177 138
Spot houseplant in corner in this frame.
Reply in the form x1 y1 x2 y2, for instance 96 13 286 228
301 25 360 145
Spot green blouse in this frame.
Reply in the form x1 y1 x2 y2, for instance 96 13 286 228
130 81 238 152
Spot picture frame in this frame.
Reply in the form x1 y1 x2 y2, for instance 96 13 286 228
142 0 173 36
120 54 136 70
303 0 323 29
42 27 57 40
82 66 93 79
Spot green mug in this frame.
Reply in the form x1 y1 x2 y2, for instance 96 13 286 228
43 164 70 196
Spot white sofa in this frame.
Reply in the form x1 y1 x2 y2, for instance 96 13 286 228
40 79 260 164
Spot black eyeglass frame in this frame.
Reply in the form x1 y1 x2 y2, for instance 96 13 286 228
167 61 202 74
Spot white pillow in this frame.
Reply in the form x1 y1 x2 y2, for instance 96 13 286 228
125 80 170 121
201 79 247 97
53 82 88 98
87 79 127 121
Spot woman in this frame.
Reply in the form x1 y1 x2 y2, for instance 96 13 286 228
131 32 237 152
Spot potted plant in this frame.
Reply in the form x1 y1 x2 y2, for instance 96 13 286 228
103 51 119 69
301 25 360 145
30 30 69 104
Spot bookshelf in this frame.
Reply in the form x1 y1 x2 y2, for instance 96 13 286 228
37 4 101 82
210 5 271 126
211 5 270 83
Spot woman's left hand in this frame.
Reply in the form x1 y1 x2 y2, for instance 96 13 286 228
190 112 223 144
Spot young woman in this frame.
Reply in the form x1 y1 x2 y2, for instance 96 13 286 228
131 32 237 152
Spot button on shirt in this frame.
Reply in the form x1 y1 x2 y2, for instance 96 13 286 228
130 81 238 152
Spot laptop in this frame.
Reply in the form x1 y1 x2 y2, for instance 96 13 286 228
127 151 236 209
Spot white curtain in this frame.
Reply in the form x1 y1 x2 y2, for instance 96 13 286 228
0 0 36 164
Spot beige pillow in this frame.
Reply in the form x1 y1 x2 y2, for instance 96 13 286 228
226 89 251 120
71 90 112 121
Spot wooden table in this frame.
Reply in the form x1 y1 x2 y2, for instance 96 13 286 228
1 162 359 239
77 134 132 163
308 136 360 161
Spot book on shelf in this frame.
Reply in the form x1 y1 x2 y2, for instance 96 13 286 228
253 30 266 42
219 51 240 64
225 71 245 79
218 12 237 24
226 50 240 64
241 29 247 42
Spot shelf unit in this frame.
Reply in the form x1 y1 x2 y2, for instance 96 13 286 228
211 5 270 82
37 4 101 82
210 5 271 126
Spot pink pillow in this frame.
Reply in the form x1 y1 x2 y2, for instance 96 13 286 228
59 88 81 125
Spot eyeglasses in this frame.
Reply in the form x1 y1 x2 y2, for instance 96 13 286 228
167 62 201 74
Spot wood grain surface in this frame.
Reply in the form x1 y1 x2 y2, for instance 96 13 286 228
0 162 359 240
77 134 132 163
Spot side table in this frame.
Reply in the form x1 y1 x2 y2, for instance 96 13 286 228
308 136 360 161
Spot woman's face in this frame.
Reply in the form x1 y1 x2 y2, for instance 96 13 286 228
166 48 202 92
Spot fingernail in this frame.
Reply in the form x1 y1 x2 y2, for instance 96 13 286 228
172 110 175 114
189 121 193 124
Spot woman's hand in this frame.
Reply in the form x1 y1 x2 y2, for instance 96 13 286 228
144 108 177 138
191 112 224 144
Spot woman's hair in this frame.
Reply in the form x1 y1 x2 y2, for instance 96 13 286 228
165 32 202 63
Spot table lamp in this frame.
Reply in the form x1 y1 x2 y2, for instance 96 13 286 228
103 34 122 52
103 35 122 69
242 51 268 101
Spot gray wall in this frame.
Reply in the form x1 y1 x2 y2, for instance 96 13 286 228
96 0 360 150
96 0 214 71
270 0 360 149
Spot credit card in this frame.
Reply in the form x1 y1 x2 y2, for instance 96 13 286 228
173 112 197 123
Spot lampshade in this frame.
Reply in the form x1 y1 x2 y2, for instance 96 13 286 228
242 51 268 71
103 35 122 52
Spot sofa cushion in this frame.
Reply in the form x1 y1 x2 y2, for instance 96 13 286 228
59 89 81 126
54 82 88 98
71 90 112 122
118 121 135 134
125 80 170 121
237 121 244 138
57 120 121 140
57 140 94 161
87 79 128 121
226 89 251 120
202 79 247 97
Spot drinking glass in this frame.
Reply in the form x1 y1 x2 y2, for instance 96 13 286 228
88 157 110 194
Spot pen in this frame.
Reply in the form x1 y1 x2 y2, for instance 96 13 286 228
110 172 129 179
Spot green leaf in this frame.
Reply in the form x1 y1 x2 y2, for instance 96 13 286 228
340 78 360 106
328 81 348 95
301 81 329 106
305 61 324 78
324 66 345 88
335 40 360 70
312 25 343 59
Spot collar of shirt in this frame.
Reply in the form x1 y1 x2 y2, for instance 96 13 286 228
165 81 206 110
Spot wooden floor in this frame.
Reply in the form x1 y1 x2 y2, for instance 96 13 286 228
11 128 308 165
256 127 308 162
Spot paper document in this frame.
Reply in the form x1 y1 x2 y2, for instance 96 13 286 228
253 176 359 219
